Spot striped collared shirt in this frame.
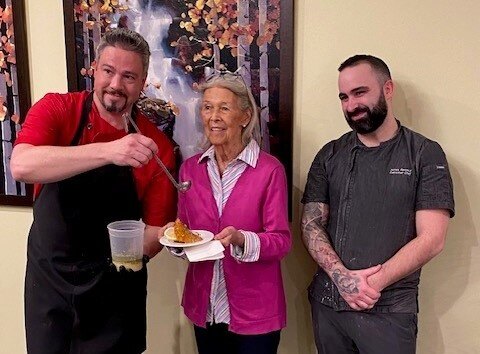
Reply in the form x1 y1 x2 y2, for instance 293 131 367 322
198 139 261 324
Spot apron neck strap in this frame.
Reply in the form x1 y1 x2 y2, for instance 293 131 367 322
70 91 138 146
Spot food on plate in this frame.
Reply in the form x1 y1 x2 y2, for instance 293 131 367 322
166 219 202 243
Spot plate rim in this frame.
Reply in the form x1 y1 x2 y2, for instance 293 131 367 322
159 228 214 248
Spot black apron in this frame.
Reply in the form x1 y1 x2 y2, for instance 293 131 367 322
25 93 147 354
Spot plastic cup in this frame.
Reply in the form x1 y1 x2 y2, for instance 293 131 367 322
107 220 145 272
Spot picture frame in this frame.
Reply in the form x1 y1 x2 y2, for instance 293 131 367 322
0 0 33 207
63 0 293 213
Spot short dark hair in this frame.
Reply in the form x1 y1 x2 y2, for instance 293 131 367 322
338 54 391 84
96 28 151 76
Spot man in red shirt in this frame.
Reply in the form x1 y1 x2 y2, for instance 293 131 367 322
11 28 176 354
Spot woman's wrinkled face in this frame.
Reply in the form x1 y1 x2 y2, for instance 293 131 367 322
200 87 250 149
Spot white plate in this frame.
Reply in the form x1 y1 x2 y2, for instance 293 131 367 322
159 227 214 248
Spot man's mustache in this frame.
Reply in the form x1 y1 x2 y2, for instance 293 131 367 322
104 89 127 98
346 106 369 119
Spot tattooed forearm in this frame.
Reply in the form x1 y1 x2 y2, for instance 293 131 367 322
302 202 329 229
301 202 342 272
331 269 359 294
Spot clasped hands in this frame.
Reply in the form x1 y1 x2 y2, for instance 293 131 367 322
332 264 386 311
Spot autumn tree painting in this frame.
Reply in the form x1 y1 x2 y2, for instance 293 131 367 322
173 0 281 150
65 0 288 160
0 0 31 205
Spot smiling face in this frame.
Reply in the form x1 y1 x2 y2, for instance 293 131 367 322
200 87 251 151
93 45 146 116
338 63 391 134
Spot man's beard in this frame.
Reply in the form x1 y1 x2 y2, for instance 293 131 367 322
101 89 127 113
345 93 388 134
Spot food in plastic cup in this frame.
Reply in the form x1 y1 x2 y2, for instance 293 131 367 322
107 220 145 272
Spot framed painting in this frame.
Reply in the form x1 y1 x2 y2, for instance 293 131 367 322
63 0 293 212
0 0 32 206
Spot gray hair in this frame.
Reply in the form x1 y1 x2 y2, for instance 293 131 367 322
199 74 261 147
96 28 151 76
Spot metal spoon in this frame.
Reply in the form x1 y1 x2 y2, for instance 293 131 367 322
123 113 191 193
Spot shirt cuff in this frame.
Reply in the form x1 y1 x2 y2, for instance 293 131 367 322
231 231 260 262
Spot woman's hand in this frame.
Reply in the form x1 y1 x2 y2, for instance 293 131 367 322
214 226 245 247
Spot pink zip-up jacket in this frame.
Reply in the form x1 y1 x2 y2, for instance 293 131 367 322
178 151 291 335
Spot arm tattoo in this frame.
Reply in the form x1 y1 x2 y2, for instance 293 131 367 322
301 202 340 271
301 202 359 296
332 269 359 294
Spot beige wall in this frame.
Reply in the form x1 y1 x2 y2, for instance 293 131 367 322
1 0 478 353
294 1 480 353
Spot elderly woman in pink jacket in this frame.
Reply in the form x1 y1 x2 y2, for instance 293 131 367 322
165 70 291 354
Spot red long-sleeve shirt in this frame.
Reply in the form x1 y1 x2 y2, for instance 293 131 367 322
15 91 177 226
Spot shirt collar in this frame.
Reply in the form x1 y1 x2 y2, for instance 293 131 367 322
354 119 403 148
198 139 260 168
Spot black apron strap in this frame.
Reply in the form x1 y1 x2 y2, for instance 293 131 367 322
70 91 94 146
70 91 137 146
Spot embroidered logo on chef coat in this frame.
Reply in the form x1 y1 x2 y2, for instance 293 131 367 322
389 168 412 176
